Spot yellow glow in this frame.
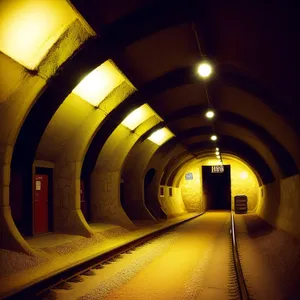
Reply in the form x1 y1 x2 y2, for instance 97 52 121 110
240 171 249 179
216 147 219 151
121 104 156 130
0 0 76 69
216 151 220 155
73 60 124 107
148 127 174 146
197 62 213 78
205 110 215 119
211 135 217 141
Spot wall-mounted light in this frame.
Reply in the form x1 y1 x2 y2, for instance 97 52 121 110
148 127 174 146
205 110 215 119
121 104 156 130
73 60 124 107
197 62 213 78
0 0 76 70
211 135 217 141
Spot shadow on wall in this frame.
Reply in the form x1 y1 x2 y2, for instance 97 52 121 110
144 168 166 219
257 175 300 239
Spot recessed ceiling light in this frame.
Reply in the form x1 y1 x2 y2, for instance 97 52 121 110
205 110 215 119
197 62 213 78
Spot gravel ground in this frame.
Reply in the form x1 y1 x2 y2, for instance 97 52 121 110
0 249 48 278
235 214 300 300
101 227 131 239
53 212 233 300
42 232 106 255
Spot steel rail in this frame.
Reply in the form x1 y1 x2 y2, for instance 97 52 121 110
231 211 250 300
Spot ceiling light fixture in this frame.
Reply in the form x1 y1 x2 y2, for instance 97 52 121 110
197 62 213 78
205 109 215 119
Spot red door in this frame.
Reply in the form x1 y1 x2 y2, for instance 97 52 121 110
34 175 48 234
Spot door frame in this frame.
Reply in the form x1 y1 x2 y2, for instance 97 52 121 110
32 161 54 234
201 165 232 211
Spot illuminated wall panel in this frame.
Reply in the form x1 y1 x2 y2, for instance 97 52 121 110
72 60 125 107
121 104 159 131
0 0 76 69
148 127 174 146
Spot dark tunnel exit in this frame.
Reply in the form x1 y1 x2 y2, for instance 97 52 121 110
202 165 231 211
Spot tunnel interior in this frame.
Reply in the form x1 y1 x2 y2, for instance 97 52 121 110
0 1 299 298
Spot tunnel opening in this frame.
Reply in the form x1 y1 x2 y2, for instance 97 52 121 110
202 165 231 211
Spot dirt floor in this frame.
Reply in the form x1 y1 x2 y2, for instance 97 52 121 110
53 212 237 300
235 214 300 300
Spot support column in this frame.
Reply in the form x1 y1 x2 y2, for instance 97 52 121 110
54 160 93 237
0 146 35 255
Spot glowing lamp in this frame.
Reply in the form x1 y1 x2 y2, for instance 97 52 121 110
148 128 174 146
73 60 124 107
211 135 217 141
205 110 215 119
197 62 213 78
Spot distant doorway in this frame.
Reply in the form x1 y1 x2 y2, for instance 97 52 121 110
202 165 231 210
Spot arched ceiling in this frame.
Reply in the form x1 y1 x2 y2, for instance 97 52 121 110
11 0 300 185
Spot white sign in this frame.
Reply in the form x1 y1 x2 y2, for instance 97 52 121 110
211 165 224 173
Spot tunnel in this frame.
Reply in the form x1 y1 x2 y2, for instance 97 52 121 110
0 1 300 299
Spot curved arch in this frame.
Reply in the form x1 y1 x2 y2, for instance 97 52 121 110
158 134 274 184
162 105 298 176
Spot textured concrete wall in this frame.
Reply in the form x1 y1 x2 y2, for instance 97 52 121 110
91 116 161 226
180 166 204 212
159 186 187 217
175 156 259 214
36 82 135 236
122 139 158 221
91 126 137 228
257 175 300 239
144 144 187 218
0 18 91 252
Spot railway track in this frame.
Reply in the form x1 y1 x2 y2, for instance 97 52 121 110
4 212 249 300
